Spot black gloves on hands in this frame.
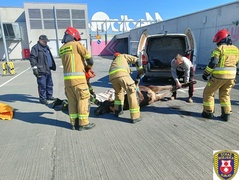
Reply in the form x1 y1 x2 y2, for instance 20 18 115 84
202 72 209 81
33 67 39 77
85 65 92 72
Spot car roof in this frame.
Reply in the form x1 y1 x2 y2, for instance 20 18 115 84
147 33 187 38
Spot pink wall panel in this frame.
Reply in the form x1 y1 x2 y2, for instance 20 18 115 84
91 40 120 56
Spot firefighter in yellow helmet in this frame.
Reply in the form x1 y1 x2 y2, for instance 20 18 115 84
109 52 145 123
59 26 95 130
202 29 239 121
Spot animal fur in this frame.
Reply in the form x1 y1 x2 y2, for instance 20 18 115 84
94 80 196 116
94 85 173 116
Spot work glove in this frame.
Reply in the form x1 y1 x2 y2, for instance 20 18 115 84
85 65 92 71
137 68 145 79
202 72 209 81
85 69 95 80
32 66 39 77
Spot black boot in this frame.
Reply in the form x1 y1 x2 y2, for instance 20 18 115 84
115 105 123 117
74 118 79 130
201 111 214 119
221 114 230 122
221 107 230 122
132 117 142 124
79 123 96 131
115 110 124 117
52 98 63 108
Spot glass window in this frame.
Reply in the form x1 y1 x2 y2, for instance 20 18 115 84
30 20 42 29
57 20 71 29
28 9 41 19
56 9 70 19
72 10 85 19
43 9 54 19
72 20 86 29
44 20 55 29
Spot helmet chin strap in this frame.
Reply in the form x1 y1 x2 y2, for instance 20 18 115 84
61 34 75 44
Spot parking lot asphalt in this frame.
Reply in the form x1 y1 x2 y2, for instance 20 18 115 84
0 56 239 180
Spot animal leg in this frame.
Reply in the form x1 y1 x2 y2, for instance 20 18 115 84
155 91 171 101
147 85 172 93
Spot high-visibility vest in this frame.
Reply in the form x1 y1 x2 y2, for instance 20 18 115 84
0 102 14 120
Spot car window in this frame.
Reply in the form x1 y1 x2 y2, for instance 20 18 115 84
146 37 186 67
148 37 184 50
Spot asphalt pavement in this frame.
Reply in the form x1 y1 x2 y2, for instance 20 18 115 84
0 57 239 180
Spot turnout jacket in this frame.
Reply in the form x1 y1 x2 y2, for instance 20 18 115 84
204 44 239 79
109 54 139 81
59 41 92 87
29 42 56 75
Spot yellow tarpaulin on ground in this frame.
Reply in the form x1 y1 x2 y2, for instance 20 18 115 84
0 102 14 120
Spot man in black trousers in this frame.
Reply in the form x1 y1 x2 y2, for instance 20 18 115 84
29 35 56 104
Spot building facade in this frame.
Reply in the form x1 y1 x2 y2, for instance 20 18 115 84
114 1 239 66
0 3 90 60
0 2 239 66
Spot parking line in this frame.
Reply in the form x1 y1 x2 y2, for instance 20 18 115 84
178 83 239 93
0 67 30 88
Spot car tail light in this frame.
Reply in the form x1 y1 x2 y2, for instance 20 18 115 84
142 54 147 65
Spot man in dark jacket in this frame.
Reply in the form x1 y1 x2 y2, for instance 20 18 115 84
29 35 56 104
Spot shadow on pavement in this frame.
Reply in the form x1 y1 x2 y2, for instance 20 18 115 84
0 94 39 103
89 106 132 124
175 95 239 106
91 75 112 88
14 110 71 129
179 109 228 122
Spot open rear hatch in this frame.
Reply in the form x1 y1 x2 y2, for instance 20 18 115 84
146 36 186 71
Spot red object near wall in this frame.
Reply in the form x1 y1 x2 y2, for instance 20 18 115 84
23 49 30 59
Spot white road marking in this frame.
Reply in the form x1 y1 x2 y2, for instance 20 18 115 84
0 67 30 88
178 87 204 93
178 83 239 93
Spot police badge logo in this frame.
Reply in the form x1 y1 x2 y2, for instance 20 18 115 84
214 150 239 180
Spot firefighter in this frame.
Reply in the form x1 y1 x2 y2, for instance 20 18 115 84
109 53 145 123
59 26 95 130
202 29 239 121
170 54 194 103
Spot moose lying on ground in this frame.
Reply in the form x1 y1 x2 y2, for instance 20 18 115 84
51 81 196 116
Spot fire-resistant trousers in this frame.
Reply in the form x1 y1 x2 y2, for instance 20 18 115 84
203 77 235 114
65 83 90 126
111 76 140 120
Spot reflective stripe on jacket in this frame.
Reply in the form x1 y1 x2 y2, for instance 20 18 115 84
59 41 91 86
210 45 239 79
109 54 138 81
